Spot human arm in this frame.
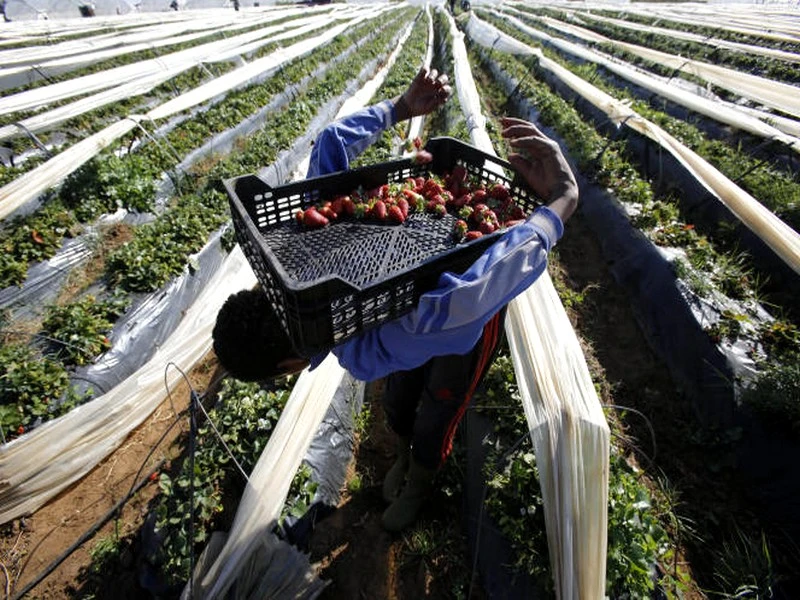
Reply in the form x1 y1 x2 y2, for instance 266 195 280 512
306 67 451 178
501 117 578 224
327 119 577 381
330 205 563 381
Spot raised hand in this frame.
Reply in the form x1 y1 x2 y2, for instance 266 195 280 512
501 117 578 223
395 67 452 121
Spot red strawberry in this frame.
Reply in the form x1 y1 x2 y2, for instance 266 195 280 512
302 207 329 228
330 196 345 215
295 209 305 225
342 196 356 216
479 220 497 234
388 205 405 224
423 179 444 198
453 194 471 208
471 189 487 205
465 230 484 241
509 204 526 220
318 205 337 221
431 204 446 218
415 177 425 191
397 198 410 218
371 199 388 221
489 183 511 202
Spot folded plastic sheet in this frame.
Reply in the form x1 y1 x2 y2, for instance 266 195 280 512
456 10 609 597
569 9 800 65
0 244 257 524
0 8 339 115
184 531 326 600
467 13 800 276
0 10 376 220
0 8 301 68
0 11 342 142
518 9 800 120
493 8 800 155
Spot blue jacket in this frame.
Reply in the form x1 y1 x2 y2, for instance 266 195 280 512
307 101 563 381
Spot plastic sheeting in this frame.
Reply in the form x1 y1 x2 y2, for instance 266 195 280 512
454 9 609 597
467 13 800 276
0 8 299 68
569 9 800 65
0 243 257 523
506 275 610 600
0 10 341 142
0 7 380 220
493 7 800 155
522 9 800 120
0 7 341 115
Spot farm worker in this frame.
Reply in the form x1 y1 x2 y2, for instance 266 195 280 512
213 67 578 532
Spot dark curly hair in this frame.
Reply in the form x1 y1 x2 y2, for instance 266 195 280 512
212 288 297 381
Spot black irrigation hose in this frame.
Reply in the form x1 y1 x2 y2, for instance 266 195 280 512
7 362 223 599
9 461 164 600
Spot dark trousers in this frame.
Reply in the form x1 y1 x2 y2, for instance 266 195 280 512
382 309 506 470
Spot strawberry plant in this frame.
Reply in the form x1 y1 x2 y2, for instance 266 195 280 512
150 377 294 587
41 294 129 366
104 189 228 293
0 342 70 438
477 349 667 597
0 200 77 288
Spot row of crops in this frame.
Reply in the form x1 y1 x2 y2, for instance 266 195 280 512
1 1 799 597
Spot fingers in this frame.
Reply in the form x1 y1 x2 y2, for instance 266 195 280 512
501 119 546 142
507 134 558 159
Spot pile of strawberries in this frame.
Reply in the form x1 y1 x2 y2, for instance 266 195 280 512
294 164 528 242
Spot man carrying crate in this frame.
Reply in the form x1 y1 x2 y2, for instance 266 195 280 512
213 68 578 532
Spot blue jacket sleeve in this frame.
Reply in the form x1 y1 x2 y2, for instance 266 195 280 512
329 206 564 381
306 100 397 178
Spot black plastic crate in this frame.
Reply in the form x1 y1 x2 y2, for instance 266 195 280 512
223 137 541 357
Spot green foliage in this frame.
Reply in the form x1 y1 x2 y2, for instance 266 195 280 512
606 453 669 598
60 153 163 221
41 294 129 366
0 200 76 288
477 350 667 596
741 362 800 437
152 377 291 586
104 190 228 292
281 462 318 523
712 530 775 598
0 342 69 437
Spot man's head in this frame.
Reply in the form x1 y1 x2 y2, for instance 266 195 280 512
212 288 308 381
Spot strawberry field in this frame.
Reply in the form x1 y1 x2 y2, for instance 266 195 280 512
1 1 799 598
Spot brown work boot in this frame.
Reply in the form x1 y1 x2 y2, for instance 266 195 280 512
382 436 411 503
381 456 436 532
